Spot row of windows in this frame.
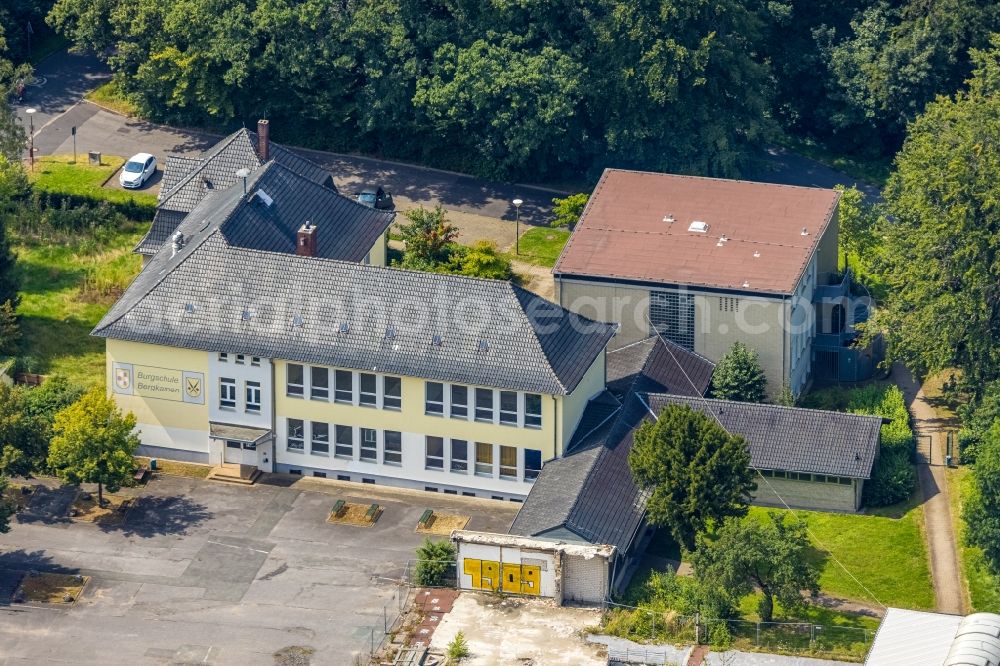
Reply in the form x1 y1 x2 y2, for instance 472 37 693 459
760 469 853 485
219 378 261 412
424 382 542 429
287 419 403 465
283 469 521 502
218 353 261 367
424 437 541 482
287 364 402 410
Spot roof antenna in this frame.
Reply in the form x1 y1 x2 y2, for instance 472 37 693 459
236 168 250 195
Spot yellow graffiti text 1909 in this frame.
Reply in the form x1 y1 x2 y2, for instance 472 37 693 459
462 558 541 595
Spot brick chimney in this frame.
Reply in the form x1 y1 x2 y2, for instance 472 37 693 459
296 222 317 257
257 119 270 162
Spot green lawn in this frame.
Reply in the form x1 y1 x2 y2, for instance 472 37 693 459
749 500 934 610
516 227 570 267
947 466 1000 613
15 227 145 387
30 154 157 208
84 80 142 118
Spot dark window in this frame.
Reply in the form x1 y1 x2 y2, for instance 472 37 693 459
426 436 444 470
491 495 503 500
289 469 302 475
475 388 494 422
335 424 353 458
444 489 458 495
425 486 438 493
287 419 304 451
838 477 852 485
287 363 305 397
384 430 402 465
462 492 476 497
310 367 329 400
245 380 261 413
525 394 542 429
362 478 375 484
360 427 377 461
311 422 329 455
426 382 444 415
359 373 377 406
335 370 353 403
524 449 542 481
499 391 518 426
383 376 402 410
649 291 695 350
313 471 327 478
337 474 350 481
219 378 237 409
450 385 468 419
450 439 468 473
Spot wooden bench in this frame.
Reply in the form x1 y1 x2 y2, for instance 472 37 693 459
332 499 346 517
133 467 150 483
418 508 434 527
364 503 380 522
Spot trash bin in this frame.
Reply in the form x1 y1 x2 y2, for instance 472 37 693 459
150 458 158 471
88 150 101 166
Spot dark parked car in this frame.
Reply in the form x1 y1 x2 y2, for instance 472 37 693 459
357 187 394 210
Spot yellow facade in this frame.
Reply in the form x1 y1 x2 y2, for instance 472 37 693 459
106 339 210 432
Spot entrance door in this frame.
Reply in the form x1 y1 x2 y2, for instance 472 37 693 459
224 440 242 464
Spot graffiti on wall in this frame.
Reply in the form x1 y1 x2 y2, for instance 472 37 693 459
462 558 542 595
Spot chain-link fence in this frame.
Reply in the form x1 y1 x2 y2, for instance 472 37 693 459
350 581 411 666
600 600 873 662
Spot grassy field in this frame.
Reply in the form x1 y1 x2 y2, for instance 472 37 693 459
84 80 142 117
516 227 570 267
749 499 934 610
15 226 145 387
947 466 1000 613
30 154 157 207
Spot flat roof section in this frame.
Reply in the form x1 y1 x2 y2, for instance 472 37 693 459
554 169 841 295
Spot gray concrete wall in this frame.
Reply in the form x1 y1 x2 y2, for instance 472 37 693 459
752 476 859 513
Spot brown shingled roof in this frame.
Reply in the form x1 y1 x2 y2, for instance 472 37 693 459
554 169 841 295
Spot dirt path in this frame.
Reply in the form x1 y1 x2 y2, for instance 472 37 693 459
894 364 965 614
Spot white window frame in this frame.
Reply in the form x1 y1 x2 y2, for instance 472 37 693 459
499 391 518 426
334 424 353 459
524 393 542 429
383 375 402 410
450 439 468 474
450 385 468 420
287 418 305 452
311 421 329 455
425 436 445 470
425 382 445 416
334 370 353 404
475 388 494 423
245 380 261 413
359 373 378 407
219 378 237 410
310 366 329 401
286 363 304 398
360 427 377 462
499 445 518 480
475 442 494 477
384 430 402 466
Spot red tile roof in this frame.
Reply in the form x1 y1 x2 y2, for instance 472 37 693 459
554 169 841 295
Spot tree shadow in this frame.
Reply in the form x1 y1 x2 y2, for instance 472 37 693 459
15 485 76 526
0 549 78 606
102 495 212 538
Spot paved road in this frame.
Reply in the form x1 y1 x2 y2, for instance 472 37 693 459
0 474 516 665
23 49 879 228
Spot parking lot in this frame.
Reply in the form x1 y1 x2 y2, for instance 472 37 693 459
0 474 516 665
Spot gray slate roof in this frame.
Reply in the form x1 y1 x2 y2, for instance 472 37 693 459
95 168 615 395
510 394 650 551
137 128 335 255
511 390 883 550
645 394 882 479
607 336 714 398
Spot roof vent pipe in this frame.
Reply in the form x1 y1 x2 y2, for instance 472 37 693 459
236 168 250 195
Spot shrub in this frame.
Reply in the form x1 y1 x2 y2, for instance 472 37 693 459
447 631 471 661
413 538 456 587
863 448 915 506
550 193 589 229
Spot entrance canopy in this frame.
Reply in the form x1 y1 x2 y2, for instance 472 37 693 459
209 422 271 444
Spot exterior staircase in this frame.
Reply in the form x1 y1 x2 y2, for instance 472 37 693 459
207 465 261 485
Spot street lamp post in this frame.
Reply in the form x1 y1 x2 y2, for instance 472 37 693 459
512 198 523 255
25 107 36 172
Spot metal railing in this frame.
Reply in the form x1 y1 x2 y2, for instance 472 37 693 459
350 581 411 666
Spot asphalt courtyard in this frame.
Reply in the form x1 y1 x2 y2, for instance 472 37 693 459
0 474 516 665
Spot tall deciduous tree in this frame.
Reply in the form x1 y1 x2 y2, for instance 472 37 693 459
550 193 588 230
868 40 1000 387
629 404 756 551
47 388 139 506
0 474 14 533
398 205 459 266
711 342 768 403
692 513 819 623
963 421 1000 571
